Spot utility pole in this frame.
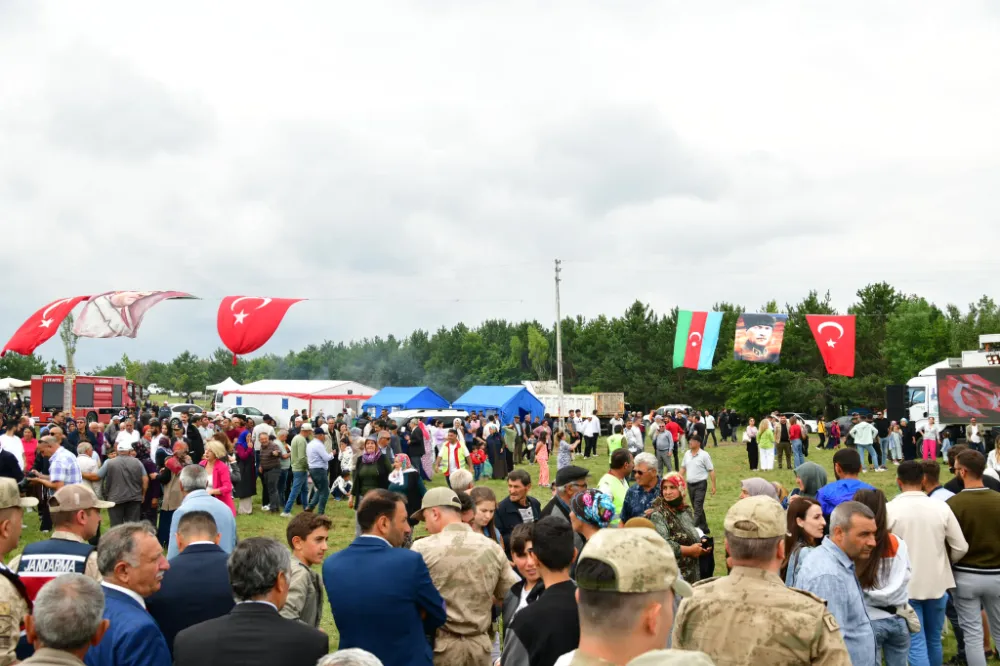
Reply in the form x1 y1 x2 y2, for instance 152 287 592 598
555 258 564 429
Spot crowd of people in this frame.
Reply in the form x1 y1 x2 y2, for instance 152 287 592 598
0 399 997 665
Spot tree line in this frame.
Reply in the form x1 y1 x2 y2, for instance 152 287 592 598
2 282 998 418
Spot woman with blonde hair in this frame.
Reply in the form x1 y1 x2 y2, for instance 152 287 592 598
757 417 776 470
200 440 235 515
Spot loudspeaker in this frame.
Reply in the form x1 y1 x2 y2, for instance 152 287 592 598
886 385 906 423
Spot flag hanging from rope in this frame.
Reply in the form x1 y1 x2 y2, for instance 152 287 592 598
673 311 723 370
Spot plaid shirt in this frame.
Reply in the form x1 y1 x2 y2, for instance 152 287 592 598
48 446 82 485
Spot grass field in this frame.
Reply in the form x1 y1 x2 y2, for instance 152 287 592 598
12 433 965 656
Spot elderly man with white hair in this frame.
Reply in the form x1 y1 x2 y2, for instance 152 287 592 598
23 574 109 666
619 452 661 525
76 443 101 498
317 650 384 666
448 468 474 493
167 465 237 559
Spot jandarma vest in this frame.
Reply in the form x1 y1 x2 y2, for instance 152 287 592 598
16 538 94 601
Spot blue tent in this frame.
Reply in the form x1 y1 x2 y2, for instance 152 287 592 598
451 386 546 425
361 386 450 412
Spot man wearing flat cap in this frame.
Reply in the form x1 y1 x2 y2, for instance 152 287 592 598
735 313 781 363
541 465 589 565
566 527 712 665
672 496 850 665
411 487 519 666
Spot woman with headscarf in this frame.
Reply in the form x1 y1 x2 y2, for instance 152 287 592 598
65 419 81 453
793 461 828 500
569 489 616 547
484 417 508 480
350 437 393 512
233 431 257 515
388 453 426 527
649 472 707 583
133 440 161 525
200 440 235 515
157 441 192 546
739 477 779 500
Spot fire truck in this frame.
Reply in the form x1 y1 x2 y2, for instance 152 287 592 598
30 375 142 425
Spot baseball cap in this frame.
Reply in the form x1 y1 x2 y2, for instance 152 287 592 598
0 478 37 510
724 496 785 539
627 650 715 665
300 422 313 431
48 484 114 512
554 465 589 487
576 527 693 598
410 487 462 522
116 441 134 452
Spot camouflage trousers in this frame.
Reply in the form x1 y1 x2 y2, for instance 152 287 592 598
433 631 491 666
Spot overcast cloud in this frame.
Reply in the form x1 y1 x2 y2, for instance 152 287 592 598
2 1 998 370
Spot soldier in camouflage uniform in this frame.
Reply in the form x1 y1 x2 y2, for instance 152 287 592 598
410 487 519 666
570 527 713 665
0 477 39 665
672 496 851 665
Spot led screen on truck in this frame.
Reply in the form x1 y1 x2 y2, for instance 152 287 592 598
937 367 1000 422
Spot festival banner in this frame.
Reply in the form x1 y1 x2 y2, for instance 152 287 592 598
673 311 723 370
217 296 304 364
806 314 856 376
1 296 90 357
73 291 194 338
733 313 788 364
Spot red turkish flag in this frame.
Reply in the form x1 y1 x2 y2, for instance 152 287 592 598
806 315 856 377
2 296 90 357
217 296 304 364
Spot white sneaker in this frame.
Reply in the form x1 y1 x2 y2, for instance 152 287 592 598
262 505 270 511
280 512 291 518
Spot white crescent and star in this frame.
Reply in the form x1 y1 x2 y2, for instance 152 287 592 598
817 320 845 348
229 296 272 325
952 382 984 416
39 298 76 328
688 331 702 347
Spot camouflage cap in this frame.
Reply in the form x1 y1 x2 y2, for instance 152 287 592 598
48 484 115 513
410 487 462 522
0 478 37 510
724 495 785 539
576 527 693 598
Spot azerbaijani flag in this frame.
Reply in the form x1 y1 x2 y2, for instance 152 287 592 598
673 311 724 370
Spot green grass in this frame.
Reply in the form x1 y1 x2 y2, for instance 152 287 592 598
11 434 964 656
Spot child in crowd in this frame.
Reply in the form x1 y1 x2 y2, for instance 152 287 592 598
469 442 488 481
556 430 576 471
940 429 952 460
283 512 331 627
331 469 353 500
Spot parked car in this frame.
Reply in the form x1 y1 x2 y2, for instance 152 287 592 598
385 408 469 430
167 403 204 429
780 412 819 434
220 406 266 422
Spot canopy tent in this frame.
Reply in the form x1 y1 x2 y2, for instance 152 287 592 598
452 386 546 425
0 378 30 392
362 386 450 413
206 377 241 392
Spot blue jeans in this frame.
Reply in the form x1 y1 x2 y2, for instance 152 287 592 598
909 595 948 666
282 471 309 514
791 439 804 468
857 443 877 471
872 616 909 666
880 437 891 464
306 468 330 514
473 463 484 481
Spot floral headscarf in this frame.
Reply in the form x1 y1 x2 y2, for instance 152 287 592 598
741 477 778 499
133 440 151 462
662 472 687 492
395 453 413 472
571 489 616 528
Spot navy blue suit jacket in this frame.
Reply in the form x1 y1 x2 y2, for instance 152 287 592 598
84 586 171 666
146 543 235 655
323 536 446 666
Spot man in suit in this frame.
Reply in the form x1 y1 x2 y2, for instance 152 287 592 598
173 537 327 666
324 489 446 666
84 522 172 666
146 511 234 655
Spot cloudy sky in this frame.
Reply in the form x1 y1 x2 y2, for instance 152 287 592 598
2 1 998 370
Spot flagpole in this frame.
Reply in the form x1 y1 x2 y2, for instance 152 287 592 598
555 258 564 431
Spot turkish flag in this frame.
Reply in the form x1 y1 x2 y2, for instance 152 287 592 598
806 315 856 376
217 296 304 364
2 296 90 357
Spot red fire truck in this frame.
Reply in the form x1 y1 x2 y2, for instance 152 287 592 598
30 375 142 425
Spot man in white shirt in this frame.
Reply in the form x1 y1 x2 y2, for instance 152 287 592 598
197 415 215 446
608 413 624 436
704 411 717 447
0 422 24 470
887 460 968 666
584 411 601 459
680 437 716 532
114 420 140 449
251 416 277 452
305 429 334 514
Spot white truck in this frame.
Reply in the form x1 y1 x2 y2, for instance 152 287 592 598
903 333 1000 440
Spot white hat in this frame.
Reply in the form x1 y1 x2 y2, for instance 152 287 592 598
116 441 133 453
300 422 313 431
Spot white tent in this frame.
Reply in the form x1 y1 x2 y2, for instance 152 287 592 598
206 377 241 392
221 379 377 423
0 378 30 392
